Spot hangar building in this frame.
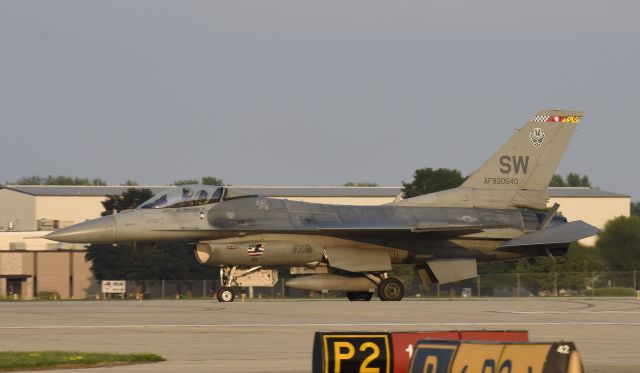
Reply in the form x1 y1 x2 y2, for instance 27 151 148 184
0 185 630 299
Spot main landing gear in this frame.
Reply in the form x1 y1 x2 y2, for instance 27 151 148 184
377 277 404 301
347 273 405 302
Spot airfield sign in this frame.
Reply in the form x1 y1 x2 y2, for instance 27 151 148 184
101 280 126 294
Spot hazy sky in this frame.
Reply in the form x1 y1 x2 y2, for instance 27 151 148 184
1 1 638 199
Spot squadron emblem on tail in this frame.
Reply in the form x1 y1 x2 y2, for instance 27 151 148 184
530 128 545 148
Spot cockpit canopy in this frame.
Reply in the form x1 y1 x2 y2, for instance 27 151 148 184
139 185 224 209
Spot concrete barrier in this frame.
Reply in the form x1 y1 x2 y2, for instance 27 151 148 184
312 330 529 373
408 340 583 373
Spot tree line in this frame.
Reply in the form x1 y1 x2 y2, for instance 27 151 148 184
2 171 590 191
3 175 224 187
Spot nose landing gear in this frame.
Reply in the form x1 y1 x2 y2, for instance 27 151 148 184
217 286 235 302
216 266 237 303
216 265 266 302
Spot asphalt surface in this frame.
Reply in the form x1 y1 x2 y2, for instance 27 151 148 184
0 298 638 372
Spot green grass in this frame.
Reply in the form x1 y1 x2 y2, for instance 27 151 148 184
0 351 165 372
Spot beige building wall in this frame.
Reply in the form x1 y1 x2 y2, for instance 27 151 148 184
22 252 35 300
72 251 96 299
35 195 106 225
548 196 631 246
0 251 94 300
0 231 84 251
0 251 34 299
0 189 36 231
0 252 28 276
37 252 72 299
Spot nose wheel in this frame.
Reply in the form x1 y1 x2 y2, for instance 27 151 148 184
216 286 235 302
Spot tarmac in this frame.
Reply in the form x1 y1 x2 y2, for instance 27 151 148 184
0 298 638 372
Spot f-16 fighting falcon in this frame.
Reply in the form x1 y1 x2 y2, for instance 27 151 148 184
46 110 598 302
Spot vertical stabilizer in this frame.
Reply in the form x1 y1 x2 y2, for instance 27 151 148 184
397 110 583 209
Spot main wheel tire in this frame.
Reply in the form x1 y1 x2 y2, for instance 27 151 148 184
346 292 373 301
377 278 404 301
216 287 235 302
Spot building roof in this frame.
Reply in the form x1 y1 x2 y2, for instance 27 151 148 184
2 185 629 199
230 186 403 197
2 185 403 198
547 187 629 198
3 185 168 197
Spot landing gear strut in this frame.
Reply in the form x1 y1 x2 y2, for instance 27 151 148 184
216 265 264 303
217 266 237 303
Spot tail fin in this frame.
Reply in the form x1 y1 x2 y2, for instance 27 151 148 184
398 109 583 209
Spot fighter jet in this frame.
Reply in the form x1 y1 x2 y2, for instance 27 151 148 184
46 110 598 302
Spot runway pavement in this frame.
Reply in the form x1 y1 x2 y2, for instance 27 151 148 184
0 298 638 372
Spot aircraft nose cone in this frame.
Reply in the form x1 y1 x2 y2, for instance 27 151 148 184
45 215 116 243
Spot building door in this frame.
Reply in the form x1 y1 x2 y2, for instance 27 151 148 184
7 279 23 299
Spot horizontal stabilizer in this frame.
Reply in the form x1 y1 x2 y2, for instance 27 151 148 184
498 221 599 248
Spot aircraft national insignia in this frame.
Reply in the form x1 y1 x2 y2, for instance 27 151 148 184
530 127 545 148
247 243 265 256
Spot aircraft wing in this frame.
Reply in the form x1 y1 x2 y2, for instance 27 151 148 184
155 222 504 237
497 220 599 248
315 223 508 234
